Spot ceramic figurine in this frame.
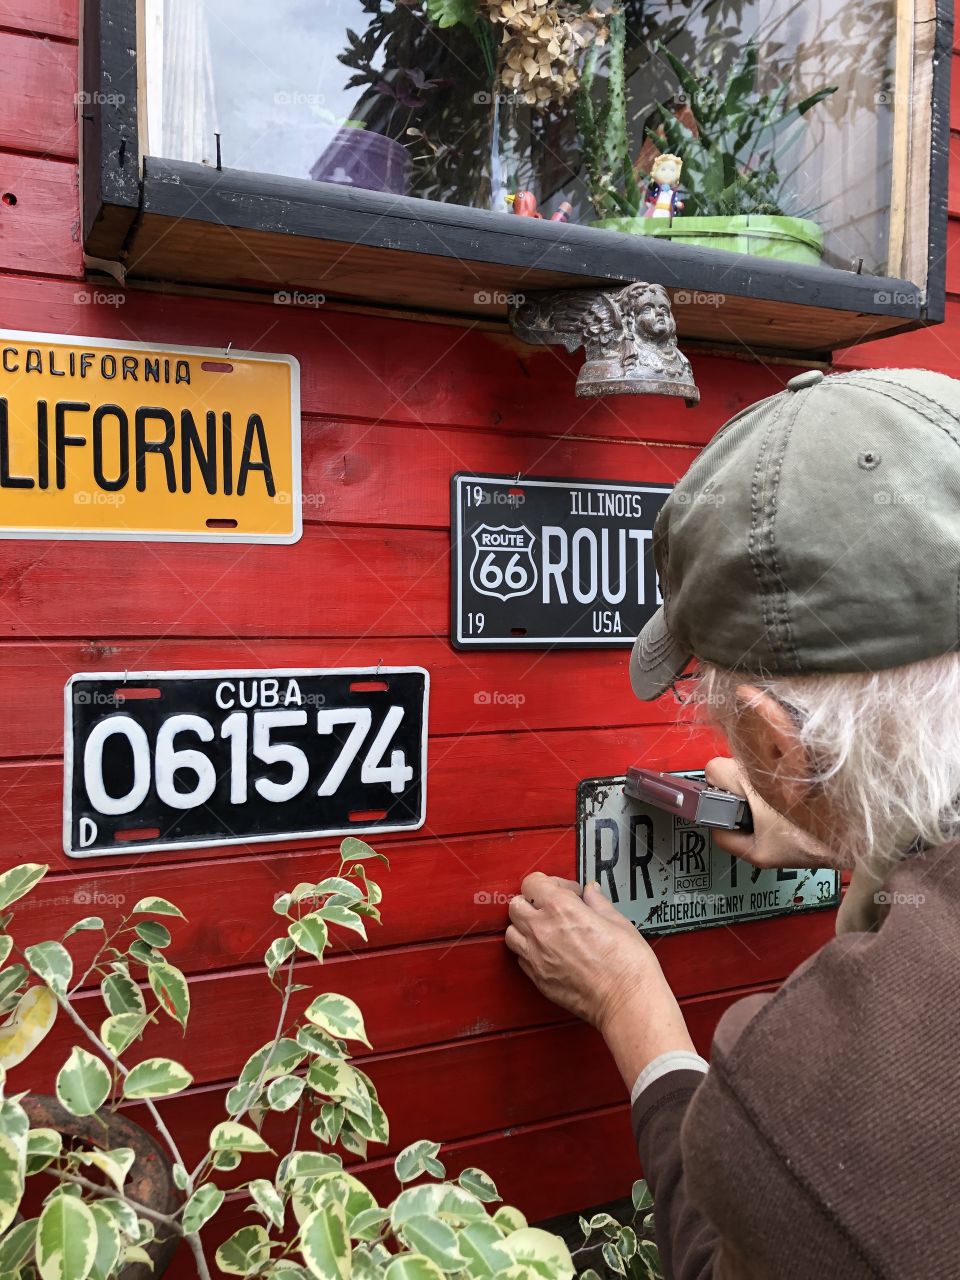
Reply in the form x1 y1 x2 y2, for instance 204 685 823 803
644 153 684 219
506 193 575 222
506 191 542 218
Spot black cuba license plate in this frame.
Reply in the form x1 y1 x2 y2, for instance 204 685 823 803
63 668 429 856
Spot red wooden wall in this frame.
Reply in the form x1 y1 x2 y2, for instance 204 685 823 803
0 0 955 1269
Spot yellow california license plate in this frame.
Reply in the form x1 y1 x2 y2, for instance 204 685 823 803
0 331 301 542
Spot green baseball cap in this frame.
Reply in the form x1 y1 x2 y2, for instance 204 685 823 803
631 367 960 700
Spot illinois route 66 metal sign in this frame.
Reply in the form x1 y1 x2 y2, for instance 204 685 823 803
451 473 672 648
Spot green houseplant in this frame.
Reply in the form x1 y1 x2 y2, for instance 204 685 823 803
579 37 837 264
0 844 580 1280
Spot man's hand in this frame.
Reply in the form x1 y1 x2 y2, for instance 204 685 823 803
705 756 841 869
505 872 694 1087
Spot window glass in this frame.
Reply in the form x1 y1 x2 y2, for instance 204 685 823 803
145 0 897 274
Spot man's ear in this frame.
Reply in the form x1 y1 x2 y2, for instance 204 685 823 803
730 684 812 815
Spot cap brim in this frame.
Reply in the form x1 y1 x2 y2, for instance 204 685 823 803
630 608 691 701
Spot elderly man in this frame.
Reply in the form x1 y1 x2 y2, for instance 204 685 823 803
506 368 960 1278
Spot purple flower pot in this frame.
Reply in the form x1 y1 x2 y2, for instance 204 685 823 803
310 128 411 196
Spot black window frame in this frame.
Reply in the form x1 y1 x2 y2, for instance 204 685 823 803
81 0 953 354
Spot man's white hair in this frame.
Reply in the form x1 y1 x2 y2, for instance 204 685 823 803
694 652 960 867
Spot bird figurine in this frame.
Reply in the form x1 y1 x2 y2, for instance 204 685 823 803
506 192 574 222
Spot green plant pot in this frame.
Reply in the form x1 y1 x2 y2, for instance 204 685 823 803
592 214 824 266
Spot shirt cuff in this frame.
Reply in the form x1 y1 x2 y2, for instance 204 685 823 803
630 1050 709 1105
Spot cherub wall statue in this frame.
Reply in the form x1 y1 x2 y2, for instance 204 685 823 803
510 281 699 403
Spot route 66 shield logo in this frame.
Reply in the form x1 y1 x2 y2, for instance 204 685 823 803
469 524 538 601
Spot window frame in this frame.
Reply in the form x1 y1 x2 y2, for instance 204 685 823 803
80 0 953 356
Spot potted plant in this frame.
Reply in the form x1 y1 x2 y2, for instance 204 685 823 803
577 35 837 265
309 113 413 196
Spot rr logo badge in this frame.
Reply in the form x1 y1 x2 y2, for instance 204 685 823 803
469 524 538 602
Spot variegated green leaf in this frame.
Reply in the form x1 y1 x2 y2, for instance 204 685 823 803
267 1073 306 1112
296 1026 346 1060
278 1151 342 1187
457 1168 499 1204
391 1184 486 1231
383 1256 445 1280
239 1038 306 1085
288 914 329 960
56 1046 110 1117
0 935 12 967
132 896 185 919
0 985 57 1069
36 1191 97 1280
215 1225 272 1275
87 1202 123 1280
212 1149 242 1171
265 937 296 978
172 1162 189 1190
90 1196 139 1241
304 994 371 1048
210 1121 273 1154
349 1207 388 1243
492 1206 526 1233
135 920 171 949
182 1182 225 1233
0 864 47 912
26 1127 62 1174
317 904 366 940
100 1011 148 1056
147 959 189 1028
313 877 364 904
122 1056 192 1099
501 1228 574 1280
0 1215 37 1271
101 969 145 1017
631 1179 653 1213
394 1141 444 1186
300 1201 351 1280
339 1126 367 1160
73 1147 135 1193
63 916 104 939
0 1130 25 1235
458 1222 511 1277
345 1100 389 1147
249 1178 286 1230
0 964 29 1006
338 838 385 863
122 1244 154 1267
399 1216 465 1272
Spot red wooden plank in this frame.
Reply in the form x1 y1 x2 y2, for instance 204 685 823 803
836 300 960 373
7 822 837 980
0 154 81 277
0 31 77 158
0 721 716 868
0 275 798 442
0 0 77 40
298 417 697 527
947 217 960 298
0 525 449 639
0 638 678 761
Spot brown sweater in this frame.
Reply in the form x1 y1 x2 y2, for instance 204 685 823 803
632 842 960 1279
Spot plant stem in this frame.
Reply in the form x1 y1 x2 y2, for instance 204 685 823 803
50 1168 176 1227
20 951 190 1183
